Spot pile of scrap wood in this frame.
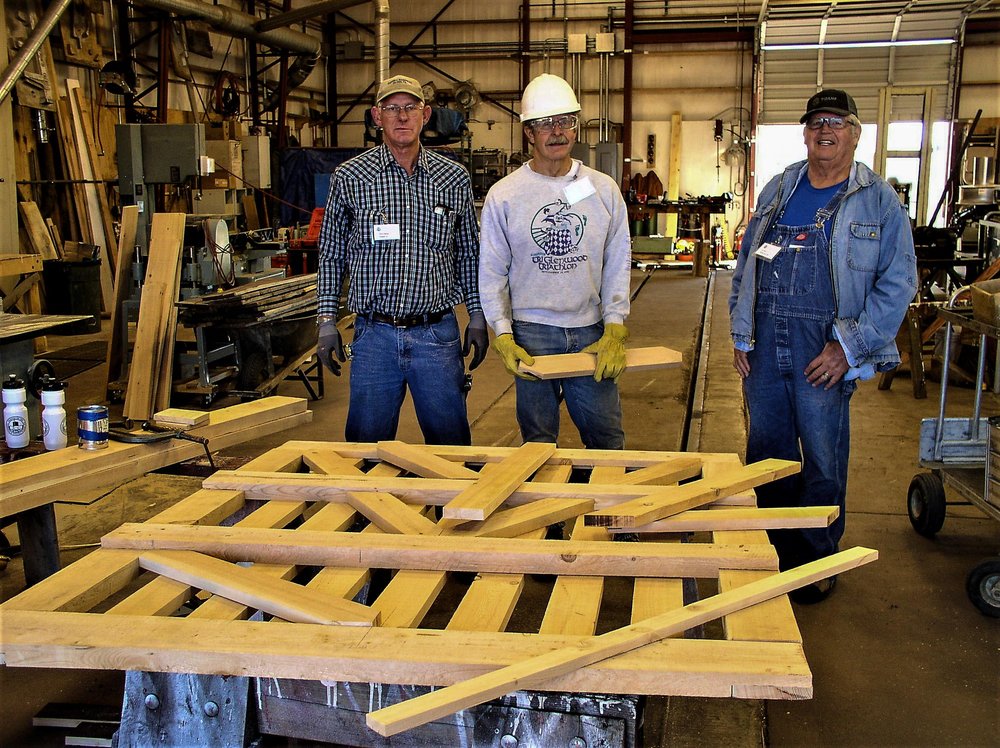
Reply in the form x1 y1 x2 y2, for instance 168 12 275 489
0 439 876 743
175 274 318 326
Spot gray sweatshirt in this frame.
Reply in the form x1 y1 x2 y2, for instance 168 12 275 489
478 160 632 336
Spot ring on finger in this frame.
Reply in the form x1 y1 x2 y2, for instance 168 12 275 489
821 372 830 379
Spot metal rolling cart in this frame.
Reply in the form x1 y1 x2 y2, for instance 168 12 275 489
907 296 1000 617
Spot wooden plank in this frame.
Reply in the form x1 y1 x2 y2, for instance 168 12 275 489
138 550 378 626
717 530 802 645
152 408 210 428
0 397 309 519
17 202 59 260
0 254 43 276
665 112 682 237
538 465 616 636
1 550 140 613
64 81 113 310
621 505 839 534
632 577 685 625
532 463 573 483
123 212 186 422
610 457 702 486
585 459 801 528
518 346 683 379
54 96 92 245
239 448 304 473
376 440 479 479
102 523 778 576
105 204 139 386
302 450 366 476
365 547 876 736
442 442 556 521
200 470 756 512
446 498 594 539
346 492 441 535
446 573 525 633
45 218 64 256
148 489 245 526
0 610 812 698
70 85 117 269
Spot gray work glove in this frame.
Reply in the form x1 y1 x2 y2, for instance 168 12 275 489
317 318 346 376
463 310 489 371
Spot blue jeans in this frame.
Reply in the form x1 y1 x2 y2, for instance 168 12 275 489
512 320 624 449
346 313 471 445
745 310 856 568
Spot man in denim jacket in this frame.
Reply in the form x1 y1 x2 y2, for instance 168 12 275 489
729 89 917 603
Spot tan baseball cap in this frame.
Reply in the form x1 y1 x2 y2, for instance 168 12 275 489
376 75 424 104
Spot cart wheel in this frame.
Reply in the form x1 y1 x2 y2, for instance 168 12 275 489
966 559 1000 618
907 473 946 537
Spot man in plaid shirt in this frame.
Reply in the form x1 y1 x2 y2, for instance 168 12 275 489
316 74 488 445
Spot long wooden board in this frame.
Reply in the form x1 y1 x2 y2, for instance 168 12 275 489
365 547 877 736
17 202 59 260
443 442 556 521
518 346 683 379
105 204 139 387
101 523 779 576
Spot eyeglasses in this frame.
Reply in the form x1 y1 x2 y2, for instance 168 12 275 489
378 102 425 117
806 115 853 130
531 114 579 133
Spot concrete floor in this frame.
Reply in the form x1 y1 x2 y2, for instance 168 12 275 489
1 267 997 746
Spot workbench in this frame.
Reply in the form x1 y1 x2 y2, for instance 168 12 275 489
0 439 850 746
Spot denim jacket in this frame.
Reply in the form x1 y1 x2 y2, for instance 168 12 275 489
729 160 917 373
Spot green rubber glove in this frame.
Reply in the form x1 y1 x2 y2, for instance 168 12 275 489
582 322 629 381
492 333 535 379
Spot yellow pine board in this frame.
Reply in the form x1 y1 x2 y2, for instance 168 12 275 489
538 467 616 636
103 523 778 576
366 548 876 736
518 346 683 379
0 253 43 276
632 578 685 626
447 574 525 632
612 457 703 486
346 492 441 535
0 609 812 698
302 450 366 476
138 550 377 626
363 462 405 478
584 459 801 528
201 472 659 508
446 498 595 539
443 442 557 521
533 463 573 483
622 505 839 534
717 530 802 644
371 570 448 628
238 448 304 473
152 408 210 428
1 550 139 613
17 201 59 260
376 440 479 479
148 489 245 526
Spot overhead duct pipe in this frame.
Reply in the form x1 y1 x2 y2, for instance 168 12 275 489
0 0 73 105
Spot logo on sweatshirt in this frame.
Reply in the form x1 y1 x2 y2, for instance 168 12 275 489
530 200 588 272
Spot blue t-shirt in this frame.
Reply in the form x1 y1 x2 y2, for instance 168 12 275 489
778 177 848 242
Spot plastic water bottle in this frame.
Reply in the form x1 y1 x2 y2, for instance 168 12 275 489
2 374 29 449
40 377 67 450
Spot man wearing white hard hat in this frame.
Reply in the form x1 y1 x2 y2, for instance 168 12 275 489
316 74 488 445
479 73 632 448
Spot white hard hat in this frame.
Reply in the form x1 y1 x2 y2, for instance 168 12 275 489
520 73 581 123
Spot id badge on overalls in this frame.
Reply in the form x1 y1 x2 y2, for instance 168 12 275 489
754 242 782 261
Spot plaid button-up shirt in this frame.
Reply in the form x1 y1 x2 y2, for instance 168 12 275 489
317 144 481 318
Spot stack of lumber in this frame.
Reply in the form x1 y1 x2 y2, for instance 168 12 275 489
176 274 318 326
0 440 876 740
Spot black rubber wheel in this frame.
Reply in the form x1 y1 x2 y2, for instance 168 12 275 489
966 559 1000 618
907 472 946 538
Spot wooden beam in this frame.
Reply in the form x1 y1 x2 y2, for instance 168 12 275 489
615 505 839 534
442 442 556 521
105 204 139 387
365 547 876 736
346 492 441 535
1 550 140 613
139 550 378 626
102 523 778 576
0 254 43 276
446 498 595 539
585 459 801 528
376 440 479 479
0 609 812 698
518 346 683 380
17 202 59 260
606 456 702 486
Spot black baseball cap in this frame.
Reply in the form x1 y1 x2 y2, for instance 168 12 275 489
800 89 858 123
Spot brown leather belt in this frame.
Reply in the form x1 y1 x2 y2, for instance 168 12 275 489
367 309 449 328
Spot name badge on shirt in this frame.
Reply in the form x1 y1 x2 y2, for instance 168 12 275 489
563 176 596 205
373 223 400 242
754 242 782 261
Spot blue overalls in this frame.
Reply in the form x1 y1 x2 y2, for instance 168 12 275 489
743 184 856 569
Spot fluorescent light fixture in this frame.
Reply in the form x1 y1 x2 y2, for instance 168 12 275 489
762 38 955 50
